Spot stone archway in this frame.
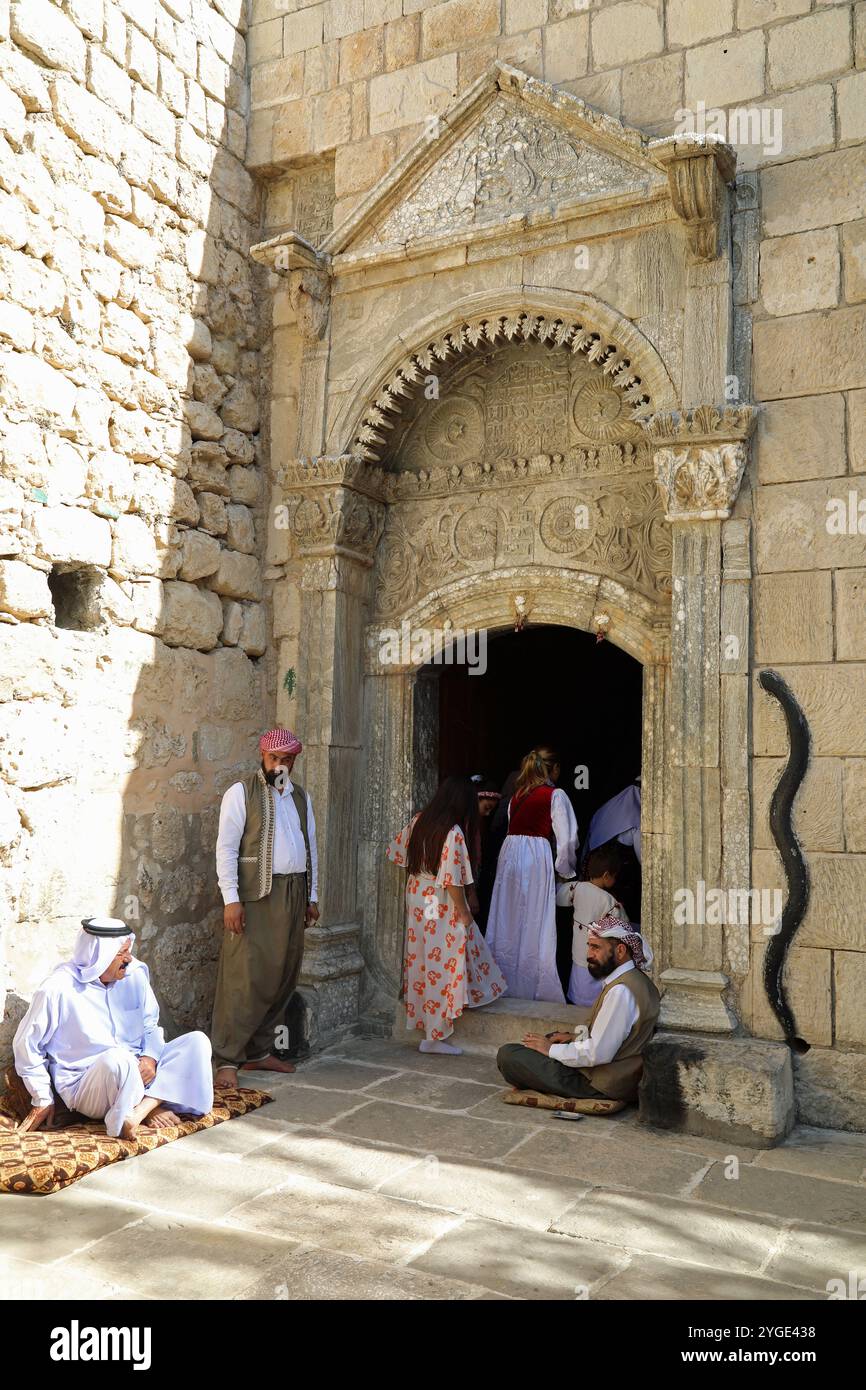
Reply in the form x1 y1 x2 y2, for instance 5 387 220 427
357 566 670 1023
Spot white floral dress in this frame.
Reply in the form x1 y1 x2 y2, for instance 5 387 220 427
386 817 507 1040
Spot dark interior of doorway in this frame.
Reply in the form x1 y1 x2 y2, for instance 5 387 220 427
432 625 643 980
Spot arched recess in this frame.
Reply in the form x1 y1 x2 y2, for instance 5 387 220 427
357 565 671 1020
326 288 679 465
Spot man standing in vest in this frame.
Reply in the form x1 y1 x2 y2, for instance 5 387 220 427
211 728 319 1088
496 914 659 1103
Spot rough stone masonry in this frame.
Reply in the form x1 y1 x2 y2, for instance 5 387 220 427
1 0 865 1134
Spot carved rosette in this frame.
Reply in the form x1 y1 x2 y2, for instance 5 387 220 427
643 404 756 522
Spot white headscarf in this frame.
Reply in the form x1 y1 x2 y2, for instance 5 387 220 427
68 920 135 983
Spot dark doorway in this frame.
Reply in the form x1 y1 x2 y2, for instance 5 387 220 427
427 624 644 951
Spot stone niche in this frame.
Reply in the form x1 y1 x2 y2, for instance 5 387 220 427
252 62 782 1135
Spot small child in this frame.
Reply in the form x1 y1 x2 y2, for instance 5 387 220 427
555 844 626 1007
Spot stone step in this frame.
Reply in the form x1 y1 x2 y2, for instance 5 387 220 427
393 996 594 1057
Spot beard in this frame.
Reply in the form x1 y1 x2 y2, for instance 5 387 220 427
587 953 619 979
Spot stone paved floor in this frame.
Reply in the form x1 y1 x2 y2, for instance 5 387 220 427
3 1036 866 1301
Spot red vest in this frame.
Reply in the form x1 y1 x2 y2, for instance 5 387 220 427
508 784 554 837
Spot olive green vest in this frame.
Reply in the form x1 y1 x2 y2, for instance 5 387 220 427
580 966 660 1101
236 769 311 904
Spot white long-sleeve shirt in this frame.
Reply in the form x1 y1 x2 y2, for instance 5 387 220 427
13 959 165 1109
507 785 578 878
215 778 318 906
548 961 639 1068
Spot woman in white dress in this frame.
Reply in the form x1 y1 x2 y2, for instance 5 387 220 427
386 776 507 1056
486 746 579 1003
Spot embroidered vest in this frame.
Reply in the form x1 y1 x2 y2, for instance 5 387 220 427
236 769 311 904
579 966 661 1101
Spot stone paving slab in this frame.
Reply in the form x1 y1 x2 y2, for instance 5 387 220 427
330 1098 531 1161
0 1254 145 1301
235 1126 424 1194
277 1058 402 1091
362 1069 502 1111
550 1186 783 1274
765 1220 866 1293
225 1170 463 1263
408 1215 628 1299
1 1186 144 1263
252 1084 371 1126
751 1126 866 1183
57 1209 302 1300
595 1254 819 1302
378 1154 588 1232
502 1125 713 1197
234 1244 494 1301
692 1162 866 1230
330 1038 504 1084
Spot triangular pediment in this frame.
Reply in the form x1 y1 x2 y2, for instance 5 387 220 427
323 64 671 262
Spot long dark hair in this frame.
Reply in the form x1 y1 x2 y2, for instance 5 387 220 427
406 776 480 877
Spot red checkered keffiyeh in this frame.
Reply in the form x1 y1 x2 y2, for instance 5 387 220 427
588 912 654 971
259 728 303 756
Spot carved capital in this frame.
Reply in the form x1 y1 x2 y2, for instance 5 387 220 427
650 137 736 262
644 404 756 521
287 477 386 566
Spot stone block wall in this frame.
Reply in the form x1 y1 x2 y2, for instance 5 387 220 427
247 0 866 1110
0 0 271 1049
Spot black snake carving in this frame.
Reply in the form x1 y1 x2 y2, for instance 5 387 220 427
758 669 811 1054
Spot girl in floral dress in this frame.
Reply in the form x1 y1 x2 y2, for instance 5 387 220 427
386 777 507 1055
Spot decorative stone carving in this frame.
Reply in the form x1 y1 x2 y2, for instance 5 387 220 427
372 472 671 617
349 311 653 465
288 484 385 566
351 93 657 252
288 268 330 343
644 405 757 522
650 136 736 263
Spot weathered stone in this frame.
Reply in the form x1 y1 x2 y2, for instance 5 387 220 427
0 559 52 619
160 580 223 650
225 503 255 553
184 399 224 441
794 1048 866 1132
206 550 261 601
639 1033 795 1147
239 602 267 656
755 394 845 483
198 492 228 536
761 145 866 239
760 228 839 317
178 529 221 581
753 571 833 663
767 8 852 91
31 505 111 567
10 0 86 72
753 756 844 853
835 568 866 660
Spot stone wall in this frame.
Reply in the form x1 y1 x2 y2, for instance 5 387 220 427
247 0 866 1119
0 0 271 1048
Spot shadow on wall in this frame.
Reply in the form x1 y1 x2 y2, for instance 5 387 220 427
0 2 272 1056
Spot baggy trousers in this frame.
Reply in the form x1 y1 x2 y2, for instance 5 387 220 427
496 1042 611 1099
210 872 307 1069
68 1033 214 1138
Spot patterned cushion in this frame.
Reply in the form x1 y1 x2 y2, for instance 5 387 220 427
500 1087 627 1115
0 1067 273 1195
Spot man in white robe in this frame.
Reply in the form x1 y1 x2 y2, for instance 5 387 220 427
13 919 213 1139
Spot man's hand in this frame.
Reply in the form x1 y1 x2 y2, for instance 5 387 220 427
224 902 245 935
545 1031 574 1045
523 1033 553 1057
138 1055 157 1086
17 1104 55 1133
305 902 320 928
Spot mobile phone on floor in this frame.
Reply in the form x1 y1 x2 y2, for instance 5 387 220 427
552 1110 584 1121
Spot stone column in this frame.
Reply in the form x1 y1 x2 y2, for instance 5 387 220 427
280 456 387 1046
645 405 756 1032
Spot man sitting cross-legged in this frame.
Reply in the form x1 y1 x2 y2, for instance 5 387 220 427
13 918 213 1140
497 914 660 1104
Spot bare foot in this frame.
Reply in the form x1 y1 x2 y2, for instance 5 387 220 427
240 1055 296 1074
119 1094 162 1139
214 1066 239 1089
143 1107 180 1130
